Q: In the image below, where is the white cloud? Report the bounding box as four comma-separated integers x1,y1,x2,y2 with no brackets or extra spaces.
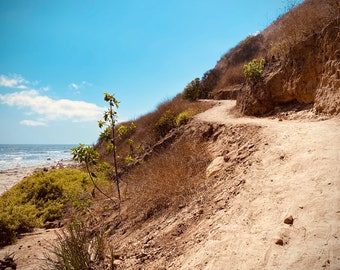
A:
0,90,105,123
69,83,79,90
69,81,93,90
20,120,47,127
41,86,50,92
250,31,260,36
0,74,28,89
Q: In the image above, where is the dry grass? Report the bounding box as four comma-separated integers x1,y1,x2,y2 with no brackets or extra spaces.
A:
214,62,245,90
208,34,265,92
122,137,210,221
97,94,212,166
265,0,338,57
131,94,211,141
92,96,212,223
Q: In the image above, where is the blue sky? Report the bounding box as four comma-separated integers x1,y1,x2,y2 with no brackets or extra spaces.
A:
0,0,294,144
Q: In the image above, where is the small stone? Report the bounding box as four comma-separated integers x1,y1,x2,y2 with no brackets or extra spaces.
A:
275,238,284,246
284,215,294,225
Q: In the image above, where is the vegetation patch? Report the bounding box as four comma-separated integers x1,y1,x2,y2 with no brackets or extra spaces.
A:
0,168,109,247
43,220,116,270
154,109,177,138
182,78,203,101
243,58,265,83
125,137,210,221
268,40,290,58
176,109,196,126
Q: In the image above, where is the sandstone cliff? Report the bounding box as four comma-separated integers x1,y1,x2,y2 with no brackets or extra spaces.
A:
237,17,340,115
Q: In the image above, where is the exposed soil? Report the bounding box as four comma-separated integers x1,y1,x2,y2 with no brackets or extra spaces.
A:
1,100,339,269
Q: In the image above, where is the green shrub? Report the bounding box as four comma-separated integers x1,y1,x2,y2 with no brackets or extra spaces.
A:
182,78,202,101
243,58,265,83
0,168,102,247
0,219,16,246
154,109,176,137
117,122,136,139
176,109,196,126
97,161,111,172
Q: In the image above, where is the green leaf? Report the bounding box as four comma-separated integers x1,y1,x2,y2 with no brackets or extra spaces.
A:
71,144,99,165
117,125,128,137
106,143,116,153
98,120,105,129
125,155,134,163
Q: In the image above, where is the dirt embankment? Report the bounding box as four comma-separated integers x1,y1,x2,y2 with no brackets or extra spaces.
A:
1,100,339,269
237,17,340,116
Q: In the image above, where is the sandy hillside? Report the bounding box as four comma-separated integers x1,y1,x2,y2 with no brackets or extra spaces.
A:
1,100,339,270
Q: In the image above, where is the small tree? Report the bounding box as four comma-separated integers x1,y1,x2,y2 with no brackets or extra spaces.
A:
98,93,122,201
182,78,202,101
74,93,135,204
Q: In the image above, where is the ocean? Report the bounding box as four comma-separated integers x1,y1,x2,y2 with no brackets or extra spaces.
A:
0,144,76,171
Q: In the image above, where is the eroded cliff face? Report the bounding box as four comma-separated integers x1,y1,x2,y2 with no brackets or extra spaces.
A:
237,17,340,116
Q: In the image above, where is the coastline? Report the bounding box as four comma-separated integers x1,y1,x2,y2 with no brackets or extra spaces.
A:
0,160,77,195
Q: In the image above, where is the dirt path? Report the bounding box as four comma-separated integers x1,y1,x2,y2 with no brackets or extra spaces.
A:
174,100,340,269
0,228,60,270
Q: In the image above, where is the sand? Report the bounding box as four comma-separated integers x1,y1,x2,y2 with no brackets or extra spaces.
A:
0,160,77,195
175,100,340,269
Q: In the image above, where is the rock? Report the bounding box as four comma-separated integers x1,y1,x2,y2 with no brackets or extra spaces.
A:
284,215,294,225
206,156,225,178
275,238,284,246
178,204,185,209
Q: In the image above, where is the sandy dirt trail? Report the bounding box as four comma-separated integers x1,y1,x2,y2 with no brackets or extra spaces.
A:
1,100,339,270
176,100,340,269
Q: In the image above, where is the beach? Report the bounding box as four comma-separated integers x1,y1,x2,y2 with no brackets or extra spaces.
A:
0,144,77,195
0,160,77,195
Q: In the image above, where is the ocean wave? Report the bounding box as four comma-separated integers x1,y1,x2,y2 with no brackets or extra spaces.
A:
0,144,75,171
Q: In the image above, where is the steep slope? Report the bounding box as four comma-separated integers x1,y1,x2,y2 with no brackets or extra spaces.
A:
109,100,340,269
1,101,339,269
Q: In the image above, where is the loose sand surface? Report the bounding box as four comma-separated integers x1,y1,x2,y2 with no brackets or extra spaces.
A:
174,101,340,269
0,160,76,195
0,167,36,195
